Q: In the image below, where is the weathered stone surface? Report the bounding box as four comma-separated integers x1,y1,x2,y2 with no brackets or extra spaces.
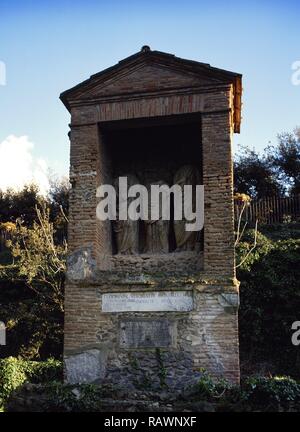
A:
119,319,177,348
66,247,96,282
111,251,203,274
102,291,193,312
218,293,240,312
64,349,106,384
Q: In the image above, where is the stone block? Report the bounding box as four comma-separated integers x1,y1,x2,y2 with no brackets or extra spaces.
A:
119,319,177,348
64,349,107,384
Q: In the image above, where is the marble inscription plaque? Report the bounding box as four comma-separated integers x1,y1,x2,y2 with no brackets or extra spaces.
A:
120,319,176,348
102,291,193,312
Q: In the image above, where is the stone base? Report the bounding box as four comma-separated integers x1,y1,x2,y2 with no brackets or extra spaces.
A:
5,383,217,412
64,276,240,389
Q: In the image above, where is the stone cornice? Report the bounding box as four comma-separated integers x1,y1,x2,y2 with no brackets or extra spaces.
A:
67,83,232,108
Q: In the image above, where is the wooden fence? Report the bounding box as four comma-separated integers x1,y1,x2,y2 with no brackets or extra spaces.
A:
234,195,300,225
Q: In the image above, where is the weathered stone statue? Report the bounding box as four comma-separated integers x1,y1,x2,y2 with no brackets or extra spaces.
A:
113,174,139,254
144,181,169,254
173,165,200,251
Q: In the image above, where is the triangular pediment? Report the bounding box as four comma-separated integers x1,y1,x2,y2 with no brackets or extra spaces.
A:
61,49,241,103
78,62,221,100
60,48,242,132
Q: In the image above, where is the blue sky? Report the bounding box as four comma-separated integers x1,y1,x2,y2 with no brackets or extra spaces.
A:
0,0,299,189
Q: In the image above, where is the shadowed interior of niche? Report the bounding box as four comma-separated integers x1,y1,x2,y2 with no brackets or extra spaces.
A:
100,116,203,255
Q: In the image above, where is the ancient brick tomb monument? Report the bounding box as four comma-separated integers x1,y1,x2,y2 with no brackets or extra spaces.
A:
60,46,242,390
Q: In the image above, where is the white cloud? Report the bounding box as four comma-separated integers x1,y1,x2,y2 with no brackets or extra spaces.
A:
0,135,50,195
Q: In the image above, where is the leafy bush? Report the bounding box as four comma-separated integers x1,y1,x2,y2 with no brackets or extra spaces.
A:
5,381,115,412
0,279,63,360
0,357,27,407
44,382,104,412
236,229,274,270
188,371,234,400
0,357,62,407
259,222,300,241
243,376,300,410
0,205,65,360
187,373,300,411
237,231,300,377
8,206,66,312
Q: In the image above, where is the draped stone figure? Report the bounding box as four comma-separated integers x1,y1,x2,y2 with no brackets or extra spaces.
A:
144,181,170,254
113,174,139,254
173,165,201,251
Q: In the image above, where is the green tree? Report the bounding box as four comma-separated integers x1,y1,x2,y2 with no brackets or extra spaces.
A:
266,128,300,194
7,206,67,312
0,184,45,225
234,145,283,198
48,176,70,243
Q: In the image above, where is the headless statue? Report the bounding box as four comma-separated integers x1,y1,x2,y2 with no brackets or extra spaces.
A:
144,180,170,254
113,174,139,254
173,165,201,251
